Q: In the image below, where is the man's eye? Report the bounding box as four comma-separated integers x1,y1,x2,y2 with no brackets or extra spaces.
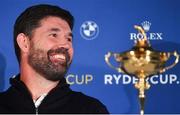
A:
67,38,72,42
50,33,57,38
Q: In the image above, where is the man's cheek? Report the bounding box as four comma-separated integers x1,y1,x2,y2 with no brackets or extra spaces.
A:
70,48,74,58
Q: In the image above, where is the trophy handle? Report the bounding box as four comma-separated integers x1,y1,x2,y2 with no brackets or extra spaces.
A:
105,52,125,73
160,51,179,73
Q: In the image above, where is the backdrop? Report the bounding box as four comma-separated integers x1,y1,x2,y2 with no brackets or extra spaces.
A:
0,0,180,114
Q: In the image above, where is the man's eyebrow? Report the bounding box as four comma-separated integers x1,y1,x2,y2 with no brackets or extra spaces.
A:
48,28,73,36
47,28,73,38
48,28,61,32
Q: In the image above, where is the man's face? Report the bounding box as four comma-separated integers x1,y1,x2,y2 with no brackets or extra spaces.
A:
28,16,73,81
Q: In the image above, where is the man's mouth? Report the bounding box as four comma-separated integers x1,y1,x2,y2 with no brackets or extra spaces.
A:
47,47,70,65
49,53,66,63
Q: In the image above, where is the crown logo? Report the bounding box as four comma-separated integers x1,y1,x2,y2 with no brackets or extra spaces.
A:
141,21,151,32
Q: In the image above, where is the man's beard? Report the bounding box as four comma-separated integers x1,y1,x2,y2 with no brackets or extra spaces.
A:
28,44,71,81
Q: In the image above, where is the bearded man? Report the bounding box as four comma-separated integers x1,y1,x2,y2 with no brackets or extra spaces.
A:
0,4,109,114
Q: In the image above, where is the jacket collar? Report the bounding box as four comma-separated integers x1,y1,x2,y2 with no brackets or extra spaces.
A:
10,74,72,104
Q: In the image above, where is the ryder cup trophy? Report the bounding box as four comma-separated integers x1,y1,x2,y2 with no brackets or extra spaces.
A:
105,25,179,115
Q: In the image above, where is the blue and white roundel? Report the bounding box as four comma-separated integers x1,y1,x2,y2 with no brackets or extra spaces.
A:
80,21,99,40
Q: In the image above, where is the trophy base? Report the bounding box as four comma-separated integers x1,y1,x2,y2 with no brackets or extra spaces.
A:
140,110,144,115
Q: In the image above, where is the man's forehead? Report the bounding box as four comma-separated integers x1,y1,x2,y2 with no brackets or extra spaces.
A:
37,17,71,32
40,16,70,27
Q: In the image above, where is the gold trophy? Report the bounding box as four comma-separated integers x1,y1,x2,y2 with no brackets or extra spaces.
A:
105,25,179,115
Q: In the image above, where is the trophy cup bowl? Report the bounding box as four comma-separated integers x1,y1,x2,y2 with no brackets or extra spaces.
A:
105,25,179,115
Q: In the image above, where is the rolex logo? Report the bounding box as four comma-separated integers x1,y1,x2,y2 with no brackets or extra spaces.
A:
130,20,163,40
141,21,151,32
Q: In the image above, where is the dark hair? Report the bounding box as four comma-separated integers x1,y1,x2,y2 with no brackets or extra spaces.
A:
14,4,74,63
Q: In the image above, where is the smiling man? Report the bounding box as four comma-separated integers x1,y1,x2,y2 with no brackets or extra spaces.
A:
0,4,109,114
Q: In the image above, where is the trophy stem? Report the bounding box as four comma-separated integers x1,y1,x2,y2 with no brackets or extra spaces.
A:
140,97,145,115
135,71,150,115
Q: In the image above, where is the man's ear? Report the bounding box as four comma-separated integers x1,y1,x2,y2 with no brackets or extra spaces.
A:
16,33,30,53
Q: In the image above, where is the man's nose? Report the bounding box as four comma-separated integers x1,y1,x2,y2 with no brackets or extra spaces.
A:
58,43,70,50
57,39,71,49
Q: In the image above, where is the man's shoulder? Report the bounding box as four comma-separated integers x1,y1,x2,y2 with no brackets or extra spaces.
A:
0,87,13,100
0,87,14,112
69,91,109,114
70,91,102,104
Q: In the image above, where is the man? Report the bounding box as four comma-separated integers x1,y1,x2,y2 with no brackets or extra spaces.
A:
0,4,109,114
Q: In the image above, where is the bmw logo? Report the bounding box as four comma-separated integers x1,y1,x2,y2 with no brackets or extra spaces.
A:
80,21,99,40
